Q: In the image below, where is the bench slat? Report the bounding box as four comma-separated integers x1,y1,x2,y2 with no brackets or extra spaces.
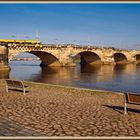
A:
12,81,23,88
6,80,13,85
127,93,140,104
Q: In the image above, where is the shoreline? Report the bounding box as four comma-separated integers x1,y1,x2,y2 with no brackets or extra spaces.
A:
0,78,124,95
24,80,123,95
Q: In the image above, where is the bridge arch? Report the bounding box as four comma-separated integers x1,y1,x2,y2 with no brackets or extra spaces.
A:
113,53,127,64
75,51,102,65
134,54,140,63
9,51,61,67
30,51,61,66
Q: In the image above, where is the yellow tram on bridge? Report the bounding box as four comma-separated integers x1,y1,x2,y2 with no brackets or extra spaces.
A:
0,39,43,48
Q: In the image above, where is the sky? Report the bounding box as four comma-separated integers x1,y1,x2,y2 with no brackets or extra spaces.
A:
0,3,140,49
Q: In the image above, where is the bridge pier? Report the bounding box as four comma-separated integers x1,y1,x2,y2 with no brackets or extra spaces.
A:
58,46,76,67
40,61,62,67
101,54,116,65
0,45,10,70
59,55,76,67
127,55,137,63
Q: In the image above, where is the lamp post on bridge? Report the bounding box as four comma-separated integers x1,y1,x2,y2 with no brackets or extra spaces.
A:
87,36,91,47
54,38,58,44
73,40,77,45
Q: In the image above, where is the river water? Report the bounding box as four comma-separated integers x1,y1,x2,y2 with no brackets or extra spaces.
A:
1,60,140,93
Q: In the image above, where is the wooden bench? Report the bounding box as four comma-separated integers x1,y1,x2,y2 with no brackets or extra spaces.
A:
5,79,28,95
124,92,140,114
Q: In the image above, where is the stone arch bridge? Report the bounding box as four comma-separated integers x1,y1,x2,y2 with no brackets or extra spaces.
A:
4,44,140,66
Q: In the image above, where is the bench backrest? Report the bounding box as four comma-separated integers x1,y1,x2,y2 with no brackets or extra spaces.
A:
5,79,24,88
125,93,140,105
5,80,13,86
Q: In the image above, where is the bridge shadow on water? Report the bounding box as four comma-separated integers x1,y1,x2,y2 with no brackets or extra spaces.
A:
80,64,102,73
103,104,140,114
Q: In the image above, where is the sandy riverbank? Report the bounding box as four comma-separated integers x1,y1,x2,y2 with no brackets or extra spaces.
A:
0,80,140,137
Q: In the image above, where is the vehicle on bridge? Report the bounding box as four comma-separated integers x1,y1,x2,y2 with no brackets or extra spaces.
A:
0,39,43,48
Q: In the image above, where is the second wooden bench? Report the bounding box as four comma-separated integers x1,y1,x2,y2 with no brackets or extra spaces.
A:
124,92,140,114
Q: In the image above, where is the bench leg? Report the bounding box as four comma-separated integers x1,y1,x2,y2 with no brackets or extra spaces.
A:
23,88,26,95
6,86,8,93
124,102,127,115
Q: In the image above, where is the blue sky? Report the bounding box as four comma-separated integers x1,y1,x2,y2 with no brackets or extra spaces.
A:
0,3,140,49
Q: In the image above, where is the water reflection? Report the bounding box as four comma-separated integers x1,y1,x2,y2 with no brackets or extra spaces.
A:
81,64,101,73
35,67,77,85
114,64,137,75
1,61,140,93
